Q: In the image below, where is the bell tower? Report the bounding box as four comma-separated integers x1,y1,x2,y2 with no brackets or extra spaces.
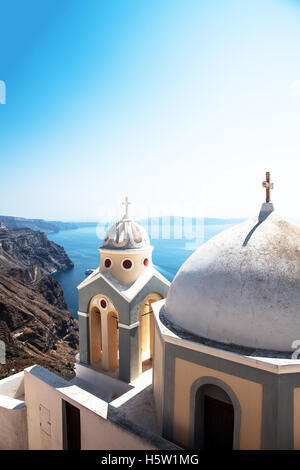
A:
76,198,170,383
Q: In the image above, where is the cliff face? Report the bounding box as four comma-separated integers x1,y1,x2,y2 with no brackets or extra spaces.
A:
0,226,78,380
0,227,73,274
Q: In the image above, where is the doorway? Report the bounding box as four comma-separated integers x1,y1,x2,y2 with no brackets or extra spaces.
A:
203,395,234,449
193,383,235,450
63,400,81,450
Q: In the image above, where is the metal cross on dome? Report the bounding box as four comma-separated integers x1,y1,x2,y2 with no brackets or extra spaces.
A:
122,196,132,217
262,171,274,203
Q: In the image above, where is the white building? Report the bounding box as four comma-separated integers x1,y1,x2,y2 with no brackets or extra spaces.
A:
1,180,300,450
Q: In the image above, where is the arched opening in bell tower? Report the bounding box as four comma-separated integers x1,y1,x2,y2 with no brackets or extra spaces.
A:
107,310,119,371
139,293,162,373
88,295,119,374
89,307,102,365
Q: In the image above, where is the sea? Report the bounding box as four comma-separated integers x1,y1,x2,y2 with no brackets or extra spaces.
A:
48,219,242,318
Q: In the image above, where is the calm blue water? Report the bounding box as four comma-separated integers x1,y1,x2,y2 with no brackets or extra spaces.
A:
48,222,238,317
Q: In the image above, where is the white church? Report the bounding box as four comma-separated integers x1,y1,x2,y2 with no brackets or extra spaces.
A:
1,173,300,450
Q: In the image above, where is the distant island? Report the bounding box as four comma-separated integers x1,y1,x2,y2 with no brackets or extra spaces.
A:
0,215,97,234
138,216,246,226
0,215,246,235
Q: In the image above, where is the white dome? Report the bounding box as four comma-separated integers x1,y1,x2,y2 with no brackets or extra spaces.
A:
165,209,300,352
102,215,150,250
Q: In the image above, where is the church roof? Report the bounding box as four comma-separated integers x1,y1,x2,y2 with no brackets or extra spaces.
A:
77,265,170,303
164,204,300,352
101,197,150,250
101,215,150,250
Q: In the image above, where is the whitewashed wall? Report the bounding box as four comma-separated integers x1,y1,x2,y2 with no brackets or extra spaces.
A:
24,365,157,450
0,372,28,449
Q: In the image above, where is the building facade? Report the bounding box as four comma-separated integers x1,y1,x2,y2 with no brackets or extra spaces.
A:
0,186,300,450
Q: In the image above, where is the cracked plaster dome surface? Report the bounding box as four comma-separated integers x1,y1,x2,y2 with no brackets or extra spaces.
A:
164,210,300,352
102,215,150,250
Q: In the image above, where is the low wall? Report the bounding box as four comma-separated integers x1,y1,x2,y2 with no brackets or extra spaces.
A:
24,364,159,450
0,371,24,398
75,362,132,400
0,394,28,449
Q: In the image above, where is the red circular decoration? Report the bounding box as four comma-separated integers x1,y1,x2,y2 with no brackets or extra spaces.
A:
104,258,112,268
122,259,132,270
100,299,107,309
143,258,149,266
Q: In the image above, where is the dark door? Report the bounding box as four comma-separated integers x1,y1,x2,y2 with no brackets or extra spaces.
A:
64,401,81,450
204,396,234,450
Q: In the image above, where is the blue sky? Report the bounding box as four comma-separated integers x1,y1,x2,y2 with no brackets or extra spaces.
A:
1,0,300,221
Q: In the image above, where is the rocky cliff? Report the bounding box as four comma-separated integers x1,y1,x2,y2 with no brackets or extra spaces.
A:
0,226,78,380
0,227,73,274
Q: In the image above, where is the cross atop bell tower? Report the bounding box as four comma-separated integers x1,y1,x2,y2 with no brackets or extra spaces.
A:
122,196,131,218
262,172,274,203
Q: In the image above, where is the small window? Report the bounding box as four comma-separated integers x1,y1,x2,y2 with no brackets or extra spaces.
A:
100,298,107,309
121,258,134,271
104,257,112,268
